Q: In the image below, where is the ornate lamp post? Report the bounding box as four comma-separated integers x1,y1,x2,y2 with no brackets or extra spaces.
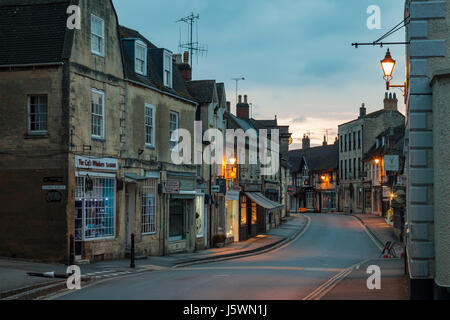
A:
380,49,406,92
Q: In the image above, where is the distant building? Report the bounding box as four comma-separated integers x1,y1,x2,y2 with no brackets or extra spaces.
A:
288,136,339,213
337,94,405,214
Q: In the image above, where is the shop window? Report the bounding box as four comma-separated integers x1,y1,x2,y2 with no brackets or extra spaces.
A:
141,179,156,234
28,95,48,134
251,202,257,224
75,175,115,240
240,195,248,226
195,195,204,238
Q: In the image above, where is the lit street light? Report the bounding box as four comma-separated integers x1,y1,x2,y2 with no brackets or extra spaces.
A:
380,49,405,92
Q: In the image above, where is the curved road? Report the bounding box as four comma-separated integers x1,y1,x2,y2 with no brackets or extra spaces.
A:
54,214,381,300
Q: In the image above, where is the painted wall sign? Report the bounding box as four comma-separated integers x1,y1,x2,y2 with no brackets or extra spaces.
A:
163,181,180,194
75,155,118,171
46,191,62,202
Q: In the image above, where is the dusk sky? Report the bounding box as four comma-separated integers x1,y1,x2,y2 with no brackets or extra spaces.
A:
112,0,406,148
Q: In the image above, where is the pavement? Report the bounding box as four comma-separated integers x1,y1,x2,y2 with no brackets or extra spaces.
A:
0,214,308,300
321,213,409,300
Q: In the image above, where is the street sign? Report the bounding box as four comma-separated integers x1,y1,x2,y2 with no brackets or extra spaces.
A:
384,155,399,172
162,181,180,194
211,186,220,193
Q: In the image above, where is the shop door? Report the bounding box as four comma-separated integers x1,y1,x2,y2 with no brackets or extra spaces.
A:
169,199,185,241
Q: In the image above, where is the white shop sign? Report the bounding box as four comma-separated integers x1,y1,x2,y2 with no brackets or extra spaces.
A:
384,155,399,172
75,156,118,171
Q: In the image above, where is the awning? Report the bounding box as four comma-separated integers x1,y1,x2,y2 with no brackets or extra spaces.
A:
245,192,284,212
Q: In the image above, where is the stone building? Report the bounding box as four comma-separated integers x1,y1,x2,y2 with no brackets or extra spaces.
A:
403,0,450,299
338,95,405,214
0,0,201,262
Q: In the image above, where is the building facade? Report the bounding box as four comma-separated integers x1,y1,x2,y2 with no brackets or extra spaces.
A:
338,96,405,214
404,0,450,299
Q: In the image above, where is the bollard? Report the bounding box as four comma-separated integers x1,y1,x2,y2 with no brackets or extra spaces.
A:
69,234,75,266
130,233,135,268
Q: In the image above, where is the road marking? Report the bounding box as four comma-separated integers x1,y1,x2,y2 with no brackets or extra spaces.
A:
302,259,369,300
177,266,346,273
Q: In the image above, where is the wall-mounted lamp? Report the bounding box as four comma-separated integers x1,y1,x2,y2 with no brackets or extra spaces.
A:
381,49,406,93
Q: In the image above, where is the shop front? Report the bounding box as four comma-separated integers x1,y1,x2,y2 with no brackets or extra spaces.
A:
244,192,284,234
225,189,240,242
166,171,197,254
74,155,119,261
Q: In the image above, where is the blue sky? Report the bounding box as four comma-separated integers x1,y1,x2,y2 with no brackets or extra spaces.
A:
112,0,406,148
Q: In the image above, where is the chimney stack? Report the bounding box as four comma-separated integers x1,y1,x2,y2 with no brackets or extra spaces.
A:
383,92,398,111
323,135,327,146
236,94,250,119
177,51,192,82
359,103,366,118
302,134,310,150
226,101,231,112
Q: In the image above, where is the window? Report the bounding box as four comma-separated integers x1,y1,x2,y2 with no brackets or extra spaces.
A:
340,160,343,180
145,104,155,146
345,159,347,179
91,89,105,139
169,111,179,150
75,174,115,240
353,159,356,177
340,135,343,152
91,15,104,56
348,133,352,150
163,51,172,88
344,135,347,152
28,95,48,134
349,158,352,174
142,179,157,234
358,131,361,149
135,41,147,75
353,132,356,150
358,157,361,178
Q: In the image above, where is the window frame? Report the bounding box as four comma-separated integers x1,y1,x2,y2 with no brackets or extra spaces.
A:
91,89,105,139
135,40,147,76
144,103,155,147
28,94,48,135
163,50,173,88
141,179,157,235
169,111,179,151
90,14,105,57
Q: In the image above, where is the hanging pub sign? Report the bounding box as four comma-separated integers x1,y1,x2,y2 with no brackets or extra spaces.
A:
384,155,400,172
75,155,118,171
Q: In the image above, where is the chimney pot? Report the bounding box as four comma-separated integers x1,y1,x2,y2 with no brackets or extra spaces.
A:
244,95,248,104
183,51,189,64
226,101,231,112
238,95,242,103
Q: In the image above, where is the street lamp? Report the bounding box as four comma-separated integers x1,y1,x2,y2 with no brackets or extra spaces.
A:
374,158,380,165
380,49,405,92
232,77,245,106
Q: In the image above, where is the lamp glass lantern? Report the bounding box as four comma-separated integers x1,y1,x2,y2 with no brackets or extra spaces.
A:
380,49,396,81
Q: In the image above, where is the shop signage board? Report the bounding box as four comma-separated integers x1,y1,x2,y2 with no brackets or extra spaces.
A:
46,191,62,202
243,184,262,192
75,155,119,171
226,190,240,201
42,185,66,190
384,155,399,172
163,181,180,194
211,186,221,193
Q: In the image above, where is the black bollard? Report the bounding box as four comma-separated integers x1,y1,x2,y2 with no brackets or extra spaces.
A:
130,233,135,268
69,234,75,266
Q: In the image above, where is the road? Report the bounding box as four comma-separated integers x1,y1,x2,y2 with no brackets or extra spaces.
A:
54,214,382,300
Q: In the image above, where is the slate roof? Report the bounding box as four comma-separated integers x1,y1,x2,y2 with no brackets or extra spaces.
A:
0,0,70,65
338,108,405,127
119,26,194,102
288,142,339,173
185,80,216,104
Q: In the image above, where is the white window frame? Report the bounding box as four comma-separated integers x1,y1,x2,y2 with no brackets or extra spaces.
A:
75,171,116,241
169,111,179,151
91,89,105,139
142,179,157,235
135,40,147,75
91,14,105,57
28,95,48,134
145,103,155,147
163,50,173,88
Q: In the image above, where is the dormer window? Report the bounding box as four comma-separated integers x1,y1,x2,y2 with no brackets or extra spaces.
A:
135,41,147,75
163,50,172,88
